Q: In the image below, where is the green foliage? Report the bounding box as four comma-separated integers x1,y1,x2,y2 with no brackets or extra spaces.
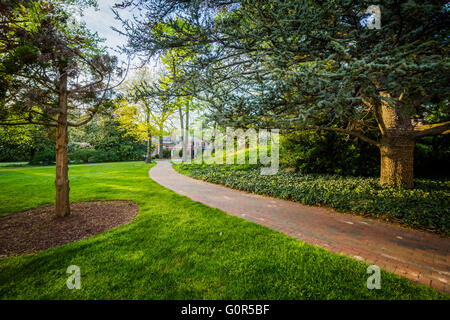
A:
69,118,146,163
117,0,450,187
414,103,450,177
0,118,146,164
0,126,55,164
68,148,96,163
415,134,450,178
118,0,450,132
280,131,379,176
280,130,450,178
0,126,33,162
0,162,446,299
0,0,117,127
175,164,450,235
29,145,55,165
162,148,171,159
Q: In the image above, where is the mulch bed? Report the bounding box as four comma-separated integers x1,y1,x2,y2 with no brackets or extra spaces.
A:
0,201,138,257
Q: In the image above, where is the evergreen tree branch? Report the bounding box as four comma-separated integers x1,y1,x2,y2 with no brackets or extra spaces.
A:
413,121,450,137
316,127,380,147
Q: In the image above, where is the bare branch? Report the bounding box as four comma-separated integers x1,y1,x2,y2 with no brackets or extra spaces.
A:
0,121,57,127
413,121,450,137
316,127,380,147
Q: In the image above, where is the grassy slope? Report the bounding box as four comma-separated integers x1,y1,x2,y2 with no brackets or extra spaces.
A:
0,162,447,299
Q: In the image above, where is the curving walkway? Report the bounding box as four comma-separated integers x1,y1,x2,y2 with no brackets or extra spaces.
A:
149,161,450,293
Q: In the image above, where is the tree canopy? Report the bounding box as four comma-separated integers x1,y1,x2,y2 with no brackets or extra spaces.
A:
0,0,120,128
116,0,450,188
0,0,122,216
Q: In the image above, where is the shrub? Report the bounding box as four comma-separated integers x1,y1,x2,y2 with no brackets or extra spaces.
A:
280,130,379,176
163,148,171,159
280,130,450,178
175,164,450,235
29,150,55,165
89,150,110,162
69,148,96,163
29,142,55,165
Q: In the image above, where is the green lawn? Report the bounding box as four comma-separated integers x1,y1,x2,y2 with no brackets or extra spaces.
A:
0,162,447,299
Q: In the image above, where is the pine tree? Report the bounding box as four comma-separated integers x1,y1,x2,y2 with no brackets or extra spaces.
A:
0,0,120,216
116,0,450,188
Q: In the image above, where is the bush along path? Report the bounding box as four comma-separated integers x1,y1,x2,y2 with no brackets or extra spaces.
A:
152,162,450,293
175,164,450,235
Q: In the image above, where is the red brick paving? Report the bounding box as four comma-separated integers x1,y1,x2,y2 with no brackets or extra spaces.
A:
149,161,450,293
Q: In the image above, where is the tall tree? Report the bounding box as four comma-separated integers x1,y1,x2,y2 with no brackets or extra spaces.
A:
0,0,120,216
123,67,176,159
114,98,157,163
116,0,449,188
114,12,200,161
161,49,193,161
115,67,160,163
152,98,176,159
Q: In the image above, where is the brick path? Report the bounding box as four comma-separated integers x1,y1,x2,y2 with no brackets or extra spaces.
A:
149,161,450,293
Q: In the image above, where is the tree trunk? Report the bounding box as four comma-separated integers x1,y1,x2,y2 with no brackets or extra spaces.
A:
159,135,163,159
145,134,152,163
145,110,152,163
178,107,185,159
211,122,216,154
377,92,416,189
379,136,415,189
55,68,70,217
29,147,35,164
182,105,189,162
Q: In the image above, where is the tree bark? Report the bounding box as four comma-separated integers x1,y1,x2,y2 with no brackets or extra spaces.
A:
211,121,217,154
55,68,70,217
29,147,35,164
159,134,163,159
182,105,189,162
145,133,152,163
379,136,415,189
178,106,184,159
145,110,152,163
377,92,416,189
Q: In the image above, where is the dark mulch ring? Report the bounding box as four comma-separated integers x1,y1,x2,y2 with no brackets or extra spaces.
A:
0,201,138,257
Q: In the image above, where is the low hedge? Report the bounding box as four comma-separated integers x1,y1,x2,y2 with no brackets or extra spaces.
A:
174,164,450,235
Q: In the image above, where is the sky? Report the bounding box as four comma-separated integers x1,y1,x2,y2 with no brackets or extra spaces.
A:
81,0,131,63
80,0,162,80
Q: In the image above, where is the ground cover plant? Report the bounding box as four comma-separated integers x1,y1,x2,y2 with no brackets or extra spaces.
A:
0,162,447,299
174,164,450,235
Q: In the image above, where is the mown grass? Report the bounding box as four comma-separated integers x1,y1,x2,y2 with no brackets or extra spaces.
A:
0,162,447,299
174,164,450,235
